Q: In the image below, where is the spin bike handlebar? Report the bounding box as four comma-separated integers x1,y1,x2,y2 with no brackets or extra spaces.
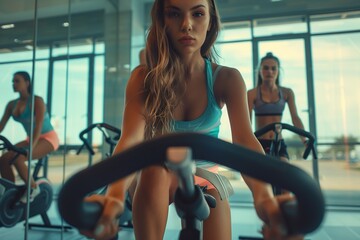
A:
77,123,121,155
0,135,28,156
58,132,325,235
254,122,316,159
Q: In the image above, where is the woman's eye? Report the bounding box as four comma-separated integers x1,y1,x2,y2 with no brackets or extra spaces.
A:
193,12,204,17
165,11,179,18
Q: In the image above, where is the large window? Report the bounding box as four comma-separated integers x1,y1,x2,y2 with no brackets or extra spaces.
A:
313,33,360,142
312,32,360,203
310,11,360,34
216,42,253,142
213,10,360,206
253,15,308,37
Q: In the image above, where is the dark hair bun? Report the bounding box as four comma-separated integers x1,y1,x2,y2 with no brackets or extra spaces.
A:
266,52,273,57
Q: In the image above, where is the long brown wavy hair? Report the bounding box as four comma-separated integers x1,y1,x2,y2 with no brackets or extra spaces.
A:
143,0,221,140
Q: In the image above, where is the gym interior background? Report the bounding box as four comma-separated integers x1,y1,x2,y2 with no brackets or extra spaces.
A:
0,0,359,239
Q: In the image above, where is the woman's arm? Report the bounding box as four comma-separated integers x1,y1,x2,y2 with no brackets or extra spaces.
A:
247,88,256,123
286,88,306,142
0,101,12,133
104,66,147,202
33,96,46,147
216,67,273,202
80,66,147,239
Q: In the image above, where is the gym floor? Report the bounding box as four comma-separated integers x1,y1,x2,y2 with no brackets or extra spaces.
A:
1,193,360,240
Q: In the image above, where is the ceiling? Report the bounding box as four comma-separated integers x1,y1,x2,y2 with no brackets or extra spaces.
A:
1,0,360,24
0,0,106,23
0,0,359,50
216,0,360,20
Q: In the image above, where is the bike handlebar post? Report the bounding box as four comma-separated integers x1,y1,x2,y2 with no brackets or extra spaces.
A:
166,147,196,200
166,147,211,240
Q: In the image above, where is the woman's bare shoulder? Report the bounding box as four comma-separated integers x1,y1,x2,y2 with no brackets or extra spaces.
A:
125,65,148,100
127,65,147,87
5,100,16,111
215,65,244,84
280,86,295,99
213,65,249,102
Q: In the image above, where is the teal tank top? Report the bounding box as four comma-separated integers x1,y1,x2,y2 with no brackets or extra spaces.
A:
12,98,54,136
173,58,222,168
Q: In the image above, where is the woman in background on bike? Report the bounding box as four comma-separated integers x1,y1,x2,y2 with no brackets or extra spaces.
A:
0,71,59,203
247,52,307,163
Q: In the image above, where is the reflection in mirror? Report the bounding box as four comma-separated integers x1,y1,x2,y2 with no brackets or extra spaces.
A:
0,1,38,239
0,0,122,238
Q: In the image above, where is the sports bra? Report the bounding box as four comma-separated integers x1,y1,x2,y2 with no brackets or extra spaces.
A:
253,87,286,116
173,58,222,168
12,98,54,136
173,58,222,137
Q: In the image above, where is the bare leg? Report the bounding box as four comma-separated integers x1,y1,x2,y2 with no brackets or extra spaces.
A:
12,139,54,188
0,140,30,182
0,151,17,182
203,188,231,240
132,166,178,240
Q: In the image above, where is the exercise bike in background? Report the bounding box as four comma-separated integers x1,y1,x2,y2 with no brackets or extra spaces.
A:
77,122,121,166
58,132,325,240
0,135,62,230
254,122,319,195
76,122,132,228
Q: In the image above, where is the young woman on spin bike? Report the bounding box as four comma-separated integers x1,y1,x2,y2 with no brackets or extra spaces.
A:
80,1,303,240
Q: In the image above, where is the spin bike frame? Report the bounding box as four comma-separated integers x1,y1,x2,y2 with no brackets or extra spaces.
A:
254,122,319,183
0,135,60,230
77,122,121,166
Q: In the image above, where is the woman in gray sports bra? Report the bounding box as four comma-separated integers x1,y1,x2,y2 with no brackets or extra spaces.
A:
247,52,307,162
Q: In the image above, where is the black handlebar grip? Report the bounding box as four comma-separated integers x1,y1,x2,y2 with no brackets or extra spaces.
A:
76,144,85,155
84,141,95,155
280,200,299,235
76,202,103,229
302,140,313,159
0,135,28,156
254,123,276,138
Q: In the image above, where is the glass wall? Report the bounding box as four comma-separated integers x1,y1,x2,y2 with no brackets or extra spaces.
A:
215,11,360,206
0,0,137,238
312,31,360,205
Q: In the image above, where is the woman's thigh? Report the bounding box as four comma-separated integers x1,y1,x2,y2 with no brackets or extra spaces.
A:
203,188,231,240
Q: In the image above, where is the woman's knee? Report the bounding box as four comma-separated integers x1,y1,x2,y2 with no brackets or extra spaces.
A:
12,155,27,168
206,188,231,218
138,166,171,189
135,166,176,201
0,151,16,165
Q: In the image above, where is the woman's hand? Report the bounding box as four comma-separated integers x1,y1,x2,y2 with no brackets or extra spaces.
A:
79,194,124,240
254,194,304,240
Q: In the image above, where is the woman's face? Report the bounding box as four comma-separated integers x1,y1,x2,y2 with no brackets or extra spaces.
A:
12,74,29,93
260,59,279,84
163,0,211,56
